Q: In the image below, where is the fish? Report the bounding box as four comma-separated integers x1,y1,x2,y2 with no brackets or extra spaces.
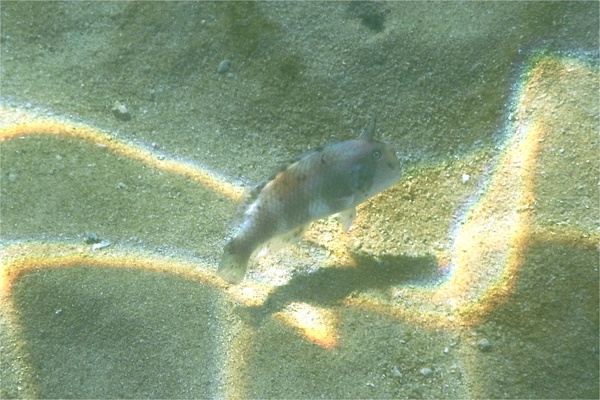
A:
218,118,401,284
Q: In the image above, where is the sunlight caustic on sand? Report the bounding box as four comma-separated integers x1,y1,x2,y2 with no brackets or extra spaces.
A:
0,55,597,354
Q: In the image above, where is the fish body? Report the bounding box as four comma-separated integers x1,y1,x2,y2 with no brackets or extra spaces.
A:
218,119,401,284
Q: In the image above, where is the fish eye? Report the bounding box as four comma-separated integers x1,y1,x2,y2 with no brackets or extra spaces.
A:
372,150,382,159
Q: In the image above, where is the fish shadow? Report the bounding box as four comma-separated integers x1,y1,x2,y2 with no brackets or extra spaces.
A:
236,251,441,325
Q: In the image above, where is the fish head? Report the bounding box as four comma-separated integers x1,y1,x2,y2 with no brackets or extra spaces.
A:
331,136,400,207
348,118,402,198
354,138,401,199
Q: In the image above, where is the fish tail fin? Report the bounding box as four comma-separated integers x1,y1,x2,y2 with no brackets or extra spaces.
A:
218,240,251,284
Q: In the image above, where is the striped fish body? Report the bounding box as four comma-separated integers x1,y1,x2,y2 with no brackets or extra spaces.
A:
218,119,400,284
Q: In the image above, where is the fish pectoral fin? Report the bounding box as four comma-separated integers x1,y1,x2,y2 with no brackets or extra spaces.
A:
336,208,356,232
255,224,310,260
327,194,356,214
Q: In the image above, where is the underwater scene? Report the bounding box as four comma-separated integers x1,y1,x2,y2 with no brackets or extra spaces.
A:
1,1,598,398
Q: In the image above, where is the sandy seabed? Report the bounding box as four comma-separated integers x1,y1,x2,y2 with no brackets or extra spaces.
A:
1,2,598,399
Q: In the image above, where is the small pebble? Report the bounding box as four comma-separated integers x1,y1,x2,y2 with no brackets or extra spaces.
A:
8,173,17,182
92,239,111,250
462,173,470,183
218,59,232,74
477,338,492,352
112,101,131,121
420,367,433,377
391,366,402,377
117,182,127,189
84,232,101,244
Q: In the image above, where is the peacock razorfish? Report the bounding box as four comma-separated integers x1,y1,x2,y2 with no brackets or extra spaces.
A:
218,118,401,284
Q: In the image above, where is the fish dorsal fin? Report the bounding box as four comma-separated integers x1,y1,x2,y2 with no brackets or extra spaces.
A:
358,116,377,140
236,160,294,216
237,181,265,212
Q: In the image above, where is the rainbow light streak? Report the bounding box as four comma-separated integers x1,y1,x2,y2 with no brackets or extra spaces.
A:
343,54,598,329
0,53,597,352
440,54,598,324
0,107,243,202
273,303,339,349
0,242,225,298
